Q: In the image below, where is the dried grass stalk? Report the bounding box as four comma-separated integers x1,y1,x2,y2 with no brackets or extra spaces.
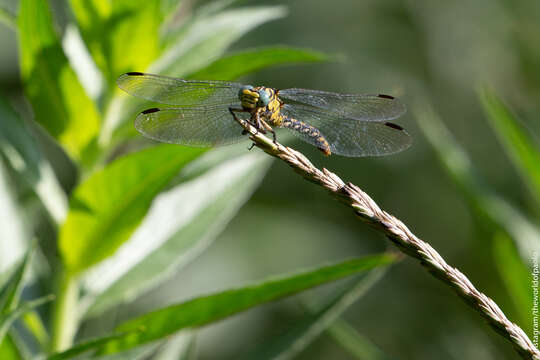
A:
234,116,540,360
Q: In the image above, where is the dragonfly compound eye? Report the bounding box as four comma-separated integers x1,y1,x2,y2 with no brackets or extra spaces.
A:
257,89,270,107
238,85,254,99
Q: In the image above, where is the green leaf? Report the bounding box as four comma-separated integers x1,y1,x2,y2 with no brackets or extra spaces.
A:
82,151,271,317
327,320,391,360
101,254,396,354
0,334,23,360
492,232,532,333
0,96,67,224
18,0,101,161
0,249,32,316
154,6,287,76
0,295,54,344
241,265,393,360
478,88,540,206
415,103,540,260
59,145,205,273
69,0,162,88
89,343,161,360
188,46,329,80
101,5,286,145
47,330,143,360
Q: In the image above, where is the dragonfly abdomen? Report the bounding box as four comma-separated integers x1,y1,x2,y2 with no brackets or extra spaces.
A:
282,117,331,156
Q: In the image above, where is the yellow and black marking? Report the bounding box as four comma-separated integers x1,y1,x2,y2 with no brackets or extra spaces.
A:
234,86,332,155
282,117,331,156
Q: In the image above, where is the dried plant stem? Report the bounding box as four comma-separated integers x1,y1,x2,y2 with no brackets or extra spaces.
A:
235,116,540,360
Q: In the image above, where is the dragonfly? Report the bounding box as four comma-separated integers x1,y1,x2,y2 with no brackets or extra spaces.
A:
117,72,411,157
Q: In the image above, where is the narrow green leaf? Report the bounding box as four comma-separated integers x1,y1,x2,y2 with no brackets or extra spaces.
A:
241,266,392,360
328,320,391,360
47,330,143,360
69,0,162,87
188,47,329,80
0,334,23,360
101,6,286,145
82,152,271,317
415,103,540,260
101,254,395,354
478,88,540,206
153,6,287,76
89,343,161,360
59,145,205,273
0,249,32,316
492,232,532,333
0,96,67,223
0,295,54,344
18,0,101,161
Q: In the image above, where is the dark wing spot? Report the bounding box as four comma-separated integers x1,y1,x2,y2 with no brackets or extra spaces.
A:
142,108,160,114
126,72,144,76
378,94,395,99
385,122,404,130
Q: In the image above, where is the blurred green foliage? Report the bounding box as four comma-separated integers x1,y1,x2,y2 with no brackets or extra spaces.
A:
0,0,539,359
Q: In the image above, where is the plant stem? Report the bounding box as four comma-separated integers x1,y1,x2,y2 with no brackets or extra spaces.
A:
51,270,79,352
233,116,540,360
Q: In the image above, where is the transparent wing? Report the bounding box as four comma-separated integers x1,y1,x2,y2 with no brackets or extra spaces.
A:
117,72,243,106
134,105,248,146
280,104,411,157
279,88,406,121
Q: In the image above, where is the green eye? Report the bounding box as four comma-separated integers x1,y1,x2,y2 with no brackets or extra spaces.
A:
257,90,270,107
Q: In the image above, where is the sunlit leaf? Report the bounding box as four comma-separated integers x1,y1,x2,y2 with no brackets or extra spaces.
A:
188,46,329,81
479,87,540,206
100,6,286,145
69,0,162,88
59,145,205,273
82,151,271,317
153,6,287,76
0,334,23,360
0,96,67,224
99,254,395,354
18,0,100,161
241,265,392,360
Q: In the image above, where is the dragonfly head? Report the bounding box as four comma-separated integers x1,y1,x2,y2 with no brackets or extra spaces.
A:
239,85,272,110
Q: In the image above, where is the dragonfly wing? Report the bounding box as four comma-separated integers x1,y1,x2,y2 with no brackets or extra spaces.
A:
280,104,411,157
135,105,248,146
279,88,406,121
117,72,242,106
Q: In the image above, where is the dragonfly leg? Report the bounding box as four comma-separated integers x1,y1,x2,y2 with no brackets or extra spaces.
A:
229,107,265,135
259,119,276,143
